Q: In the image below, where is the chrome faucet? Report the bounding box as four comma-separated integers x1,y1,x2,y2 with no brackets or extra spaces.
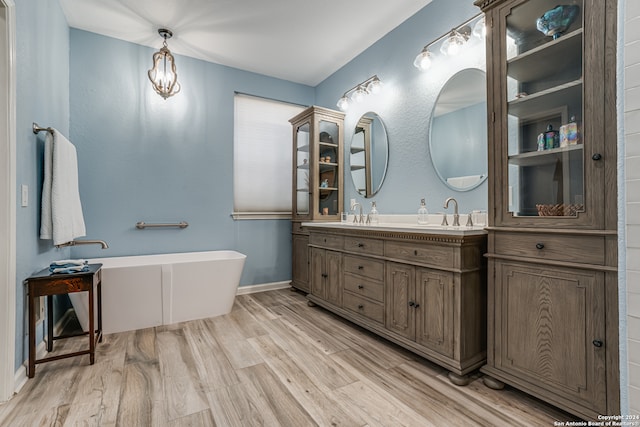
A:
351,202,364,224
443,197,460,227
56,239,109,249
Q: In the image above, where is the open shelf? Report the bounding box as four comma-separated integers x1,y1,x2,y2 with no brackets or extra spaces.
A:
508,79,582,118
508,144,583,167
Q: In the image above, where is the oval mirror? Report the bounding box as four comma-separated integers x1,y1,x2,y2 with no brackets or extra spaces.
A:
429,68,488,191
350,112,389,198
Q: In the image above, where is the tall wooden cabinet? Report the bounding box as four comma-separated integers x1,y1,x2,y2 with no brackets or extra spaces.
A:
290,106,345,292
475,0,618,419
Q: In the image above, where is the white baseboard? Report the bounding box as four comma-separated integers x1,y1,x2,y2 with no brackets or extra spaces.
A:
13,308,75,393
236,281,291,295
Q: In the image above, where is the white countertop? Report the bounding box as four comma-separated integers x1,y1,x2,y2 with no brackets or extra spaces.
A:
302,214,487,236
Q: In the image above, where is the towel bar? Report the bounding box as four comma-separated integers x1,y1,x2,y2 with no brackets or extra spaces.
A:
136,221,189,229
32,122,53,135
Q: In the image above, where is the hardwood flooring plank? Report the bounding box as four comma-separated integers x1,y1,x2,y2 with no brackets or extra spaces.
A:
182,319,241,392
234,363,318,427
116,361,164,426
125,327,158,364
248,333,363,426
233,294,281,323
165,408,217,427
157,327,210,421
266,317,359,391
333,380,436,427
203,315,264,370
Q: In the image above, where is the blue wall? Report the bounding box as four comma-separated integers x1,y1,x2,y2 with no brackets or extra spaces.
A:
14,0,71,372
315,0,487,216
67,30,314,286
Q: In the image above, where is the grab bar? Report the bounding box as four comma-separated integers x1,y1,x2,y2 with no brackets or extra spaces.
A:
32,122,54,135
136,221,189,229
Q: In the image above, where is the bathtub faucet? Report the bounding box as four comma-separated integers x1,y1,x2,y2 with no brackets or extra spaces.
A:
56,239,109,249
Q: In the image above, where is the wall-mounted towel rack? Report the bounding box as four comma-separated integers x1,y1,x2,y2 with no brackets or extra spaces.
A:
136,221,189,229
32,122,53,135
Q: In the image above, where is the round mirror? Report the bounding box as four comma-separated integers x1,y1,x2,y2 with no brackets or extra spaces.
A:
350,112,389,198
429,68,488,191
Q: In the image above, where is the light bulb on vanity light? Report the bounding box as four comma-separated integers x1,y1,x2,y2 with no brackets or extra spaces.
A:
473,17,487,39
440,28,470,56
336,96,350,111
351,85,367,103
413,47,433,71
366,76,383,94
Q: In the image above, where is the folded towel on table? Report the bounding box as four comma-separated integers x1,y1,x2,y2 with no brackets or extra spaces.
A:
40,129,86,246
50,259,88,267
49,264,89,274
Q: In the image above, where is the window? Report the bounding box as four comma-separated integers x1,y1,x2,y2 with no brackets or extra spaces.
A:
233,93,305,219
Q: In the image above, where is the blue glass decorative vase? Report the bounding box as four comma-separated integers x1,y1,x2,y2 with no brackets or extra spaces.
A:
536,5,579,40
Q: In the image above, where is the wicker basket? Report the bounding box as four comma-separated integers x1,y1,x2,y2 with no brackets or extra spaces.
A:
536,203,584,216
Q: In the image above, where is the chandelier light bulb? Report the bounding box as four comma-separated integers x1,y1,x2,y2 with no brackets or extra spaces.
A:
473,17,486,39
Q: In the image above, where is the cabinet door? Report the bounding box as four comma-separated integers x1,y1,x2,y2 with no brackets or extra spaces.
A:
489,0,608,228
494,261,606,412
325,250,343,306
310,247,326,300
292,234,309,292
415,268,454,358
385,262,415,340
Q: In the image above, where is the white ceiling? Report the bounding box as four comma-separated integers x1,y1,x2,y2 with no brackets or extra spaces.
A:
60,0,433,86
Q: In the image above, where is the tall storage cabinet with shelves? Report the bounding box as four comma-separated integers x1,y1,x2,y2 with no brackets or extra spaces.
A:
475,0,618,419
289,106,345,292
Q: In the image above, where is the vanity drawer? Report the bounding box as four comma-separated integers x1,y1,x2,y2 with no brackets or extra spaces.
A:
343,236,384,256
344,274,384,302
384,241,454,269
494,232,605,265
309,233,344,250
343,292,384,324
343,255,384,281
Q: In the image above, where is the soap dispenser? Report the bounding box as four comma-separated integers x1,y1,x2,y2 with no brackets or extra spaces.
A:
418,198,429,224
368,201,379,225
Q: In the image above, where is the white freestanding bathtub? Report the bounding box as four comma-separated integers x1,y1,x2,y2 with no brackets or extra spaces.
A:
68,251,246,334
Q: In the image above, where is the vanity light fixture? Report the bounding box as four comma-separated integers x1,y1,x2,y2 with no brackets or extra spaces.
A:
148,28,181,99
336,75,383,111
414,13,484,71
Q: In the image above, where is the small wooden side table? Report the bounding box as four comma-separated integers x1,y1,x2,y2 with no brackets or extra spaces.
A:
25,263,103,378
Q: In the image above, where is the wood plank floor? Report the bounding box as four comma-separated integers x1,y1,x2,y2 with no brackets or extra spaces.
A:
0,289,577,426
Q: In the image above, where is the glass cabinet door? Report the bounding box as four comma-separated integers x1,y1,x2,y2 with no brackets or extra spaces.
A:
504,0,584,218
317,120,340,216
295,122,310,216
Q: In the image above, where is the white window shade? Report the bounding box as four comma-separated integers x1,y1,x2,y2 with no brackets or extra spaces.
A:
233,94,304,219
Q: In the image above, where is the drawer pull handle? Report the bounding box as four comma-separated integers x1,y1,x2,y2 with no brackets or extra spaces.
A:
408,301,415,307
592,339,603,348
414,302,420,308
358,304,364,310
322,273,328,278
535,243,545,250
592,153,602,161
358,243,364,248
358,265,364,270
414,250,418,256
358,284,364,289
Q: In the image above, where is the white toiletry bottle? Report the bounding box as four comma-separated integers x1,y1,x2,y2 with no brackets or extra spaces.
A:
418,198,429,224
369,201,379,225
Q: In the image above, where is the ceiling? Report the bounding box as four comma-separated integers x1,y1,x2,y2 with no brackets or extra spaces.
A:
60,0,433,86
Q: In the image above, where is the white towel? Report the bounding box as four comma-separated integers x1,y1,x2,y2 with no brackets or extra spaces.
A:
40,129,86,245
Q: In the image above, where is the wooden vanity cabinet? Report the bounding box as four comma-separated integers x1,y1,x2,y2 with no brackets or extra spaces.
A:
475,0,619,419
306,226,487,383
